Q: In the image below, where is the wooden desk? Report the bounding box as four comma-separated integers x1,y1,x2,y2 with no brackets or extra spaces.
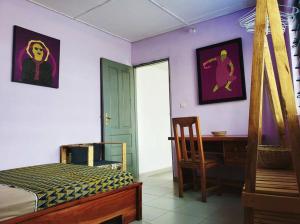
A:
202,135,247,142
168,135,247,141
169,135,248,187
168,135,248,167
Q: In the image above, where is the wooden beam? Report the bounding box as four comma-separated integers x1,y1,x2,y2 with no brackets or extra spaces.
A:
267,0,300,188
243,192,300,214
263,36,287,146
245,0,267,193
244,1,267,222
258,66,264,145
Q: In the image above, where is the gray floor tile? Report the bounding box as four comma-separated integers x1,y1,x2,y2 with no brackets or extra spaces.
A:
177,190,204,201
143,197,187,211
130,220,152,224
142,205,168,221
201,215,243,224
135,171,243,224
143,185,174,196
174,201,218,219
142,193,160,203
142,179,174,188
150,211,201,224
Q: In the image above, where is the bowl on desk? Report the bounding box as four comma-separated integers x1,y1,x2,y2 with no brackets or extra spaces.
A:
211,131,227,136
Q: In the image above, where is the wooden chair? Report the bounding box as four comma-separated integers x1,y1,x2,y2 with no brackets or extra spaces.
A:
172,116,221,202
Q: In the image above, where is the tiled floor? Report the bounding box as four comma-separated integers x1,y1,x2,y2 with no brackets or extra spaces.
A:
130,171,243,224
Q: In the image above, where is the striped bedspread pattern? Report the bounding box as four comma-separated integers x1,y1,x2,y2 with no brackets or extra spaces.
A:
0,163,134,210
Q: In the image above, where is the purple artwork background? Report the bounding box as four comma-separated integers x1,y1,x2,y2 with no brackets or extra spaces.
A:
12,26,60,88
197,39,245,103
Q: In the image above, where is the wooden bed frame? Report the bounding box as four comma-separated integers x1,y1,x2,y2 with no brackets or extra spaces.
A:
243,0,300,223
0,182,142,224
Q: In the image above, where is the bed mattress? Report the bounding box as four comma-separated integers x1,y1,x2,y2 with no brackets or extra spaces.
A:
0,184,36,221
0,163,134,220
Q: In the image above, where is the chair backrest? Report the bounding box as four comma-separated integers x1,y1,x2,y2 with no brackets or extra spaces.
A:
172,116,205,164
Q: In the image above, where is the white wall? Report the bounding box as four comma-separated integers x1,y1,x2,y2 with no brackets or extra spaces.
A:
0,0,131,170
136,62,172,174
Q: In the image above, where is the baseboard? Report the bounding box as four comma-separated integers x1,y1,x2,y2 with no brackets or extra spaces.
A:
139,167,172,178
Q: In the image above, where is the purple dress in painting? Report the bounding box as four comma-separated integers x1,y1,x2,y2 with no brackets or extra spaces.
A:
215,56,236,87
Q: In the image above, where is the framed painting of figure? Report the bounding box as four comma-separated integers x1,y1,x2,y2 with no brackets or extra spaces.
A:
196,38,246,104
12,26,60,88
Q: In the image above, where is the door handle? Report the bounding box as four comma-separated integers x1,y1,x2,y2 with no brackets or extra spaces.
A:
105,113,112,120
105,113,112,126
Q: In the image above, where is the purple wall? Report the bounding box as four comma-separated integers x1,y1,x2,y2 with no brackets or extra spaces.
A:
132,6,295,178
1,1,294,171
0,0,131,170
132,6,294,145
132,9,253,135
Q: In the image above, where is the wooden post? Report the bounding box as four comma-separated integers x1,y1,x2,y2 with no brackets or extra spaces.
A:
258,67,264,146
60,146,67,164
267,0,300,188
263,36,287,146
245,0,267,193
244,0,267,223
88,145,94,167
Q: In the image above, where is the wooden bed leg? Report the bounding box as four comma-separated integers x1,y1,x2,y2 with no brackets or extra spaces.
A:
136,183,142,220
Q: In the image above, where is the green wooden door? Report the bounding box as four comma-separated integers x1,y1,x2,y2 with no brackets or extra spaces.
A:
101,58,138,177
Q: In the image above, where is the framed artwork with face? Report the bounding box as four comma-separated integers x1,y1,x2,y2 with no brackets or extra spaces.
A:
196,38,246,104
12,25,60,88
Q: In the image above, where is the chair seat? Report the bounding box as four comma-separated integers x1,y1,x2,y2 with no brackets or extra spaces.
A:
179,158,219,168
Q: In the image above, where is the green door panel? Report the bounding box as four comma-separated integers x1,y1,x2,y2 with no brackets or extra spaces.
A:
101,58,138,177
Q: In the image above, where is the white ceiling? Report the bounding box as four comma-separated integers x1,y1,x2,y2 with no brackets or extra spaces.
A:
28,0,255,42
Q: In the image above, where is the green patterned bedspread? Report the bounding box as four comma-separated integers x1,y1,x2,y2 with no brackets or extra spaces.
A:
0,163,133,210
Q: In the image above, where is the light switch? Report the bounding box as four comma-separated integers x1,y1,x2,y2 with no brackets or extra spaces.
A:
180,103,186,108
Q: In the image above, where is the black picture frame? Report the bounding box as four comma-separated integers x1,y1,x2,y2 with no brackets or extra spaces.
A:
12,25,60,88
196,38,246,105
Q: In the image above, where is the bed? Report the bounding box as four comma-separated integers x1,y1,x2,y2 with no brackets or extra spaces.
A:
0,163,142,224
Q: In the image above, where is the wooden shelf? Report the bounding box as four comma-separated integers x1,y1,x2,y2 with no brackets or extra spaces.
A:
243,169,300,221
253,210,300,224
256,169,299,197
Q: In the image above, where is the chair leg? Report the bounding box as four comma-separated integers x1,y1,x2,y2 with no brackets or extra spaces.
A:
178,167,184,197
192,169,197,190
217,166,222,196
200,168,207,202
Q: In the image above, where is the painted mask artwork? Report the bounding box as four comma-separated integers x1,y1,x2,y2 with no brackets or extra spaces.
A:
12,26,60,88
197,38,246,104
202,49,236,93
